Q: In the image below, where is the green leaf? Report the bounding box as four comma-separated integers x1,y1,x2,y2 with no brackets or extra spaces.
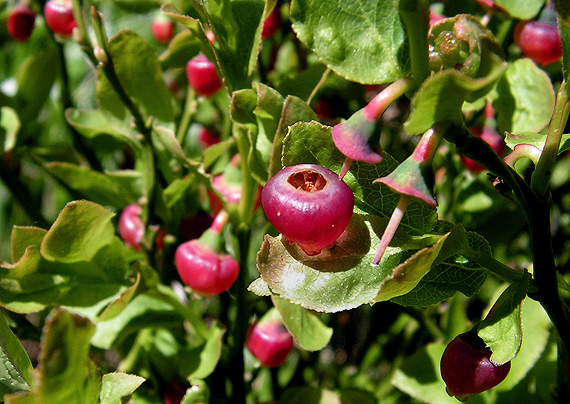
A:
163,177,197,209
492,58,556,134
0,312,33,396
248,84,285,184
112,0,161,12
495,0,545,19
391,226,490,307
290,0,408,84
159,30,202,68
268,95,317,178
40,200,116,263
404,66,506,135
181,379,210,404
153,125,201,172
282,121,438,235
179,322,225,380
65,108,140,148
0,107,19,152
91,293,185,349
272,295,333,351
257,215,379,312
10,226,47,263
375,225,470,302
477,272,530,364
494,297,552,392
44,163,142,208
100,372,145,404
279,387,375,404
97,274,141,322
15,46,59,125
247,277,272,296
96,30,175,127
505,131,570,155
161,4,207,41
230,83,288,184
34,310,100,404
199,0,266,90
392,342,486,404
230,89,258,126
276,63,328,101
337,389,378,404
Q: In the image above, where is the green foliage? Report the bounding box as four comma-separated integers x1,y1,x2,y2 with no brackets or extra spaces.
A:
0,0,568,403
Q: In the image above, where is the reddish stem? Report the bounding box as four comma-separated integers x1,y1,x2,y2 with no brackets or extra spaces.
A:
372,195,410,266
362,77,414,120
210,210,229,235
339,157,354,180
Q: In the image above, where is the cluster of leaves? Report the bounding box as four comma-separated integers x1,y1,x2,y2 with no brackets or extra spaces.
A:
0,0,568,403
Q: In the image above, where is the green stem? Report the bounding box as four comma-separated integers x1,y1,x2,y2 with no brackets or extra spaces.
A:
91,6,150,137
228,223,251,404
176,87,197,144
70,0,92,52
234,127,257,224
398,0,430,87
306,67,331,105
531,79,570,197
528,196,570,351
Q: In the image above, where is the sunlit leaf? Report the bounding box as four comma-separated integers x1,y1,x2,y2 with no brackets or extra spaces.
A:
41,200,116,263
100,372,145,404
492,58,555,134
495,0,545,19
477,272,530,364
290,0,408,84
405,67,506,136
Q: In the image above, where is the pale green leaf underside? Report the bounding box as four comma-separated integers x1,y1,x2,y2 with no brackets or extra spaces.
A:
256,215,481,312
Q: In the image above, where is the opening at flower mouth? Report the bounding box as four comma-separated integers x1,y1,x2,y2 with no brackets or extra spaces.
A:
288,171,327,192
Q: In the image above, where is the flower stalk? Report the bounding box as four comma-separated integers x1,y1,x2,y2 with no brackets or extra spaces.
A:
372,126,443,265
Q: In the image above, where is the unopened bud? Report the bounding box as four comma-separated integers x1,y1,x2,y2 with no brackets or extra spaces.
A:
94,46,108,65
